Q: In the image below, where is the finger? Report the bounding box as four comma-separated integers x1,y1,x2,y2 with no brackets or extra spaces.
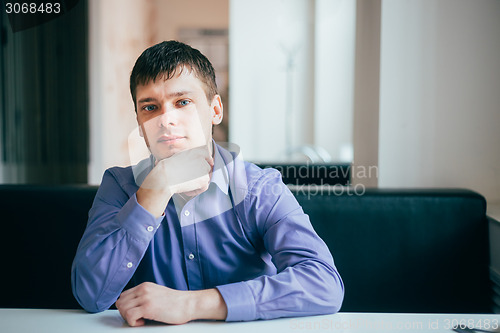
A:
132,318,146,327
116,296,142,322
180,157,212,182
119,285,138,298
179,175,211,196
122,306,146,327
205,155,214,168
117,294,141,312
191,144,211,158
203,158,214,173
117,291,137,307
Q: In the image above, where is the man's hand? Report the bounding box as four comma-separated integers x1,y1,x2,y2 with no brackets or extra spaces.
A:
115,282,227,327
137,145,214,217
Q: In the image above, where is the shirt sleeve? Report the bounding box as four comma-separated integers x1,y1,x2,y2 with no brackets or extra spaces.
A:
71,169,164,313
216,169,344,321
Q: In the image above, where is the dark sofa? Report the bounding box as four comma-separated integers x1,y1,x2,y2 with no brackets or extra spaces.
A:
0,185,493,313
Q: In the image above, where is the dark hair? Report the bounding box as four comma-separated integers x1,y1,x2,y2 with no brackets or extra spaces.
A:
129,40,218,109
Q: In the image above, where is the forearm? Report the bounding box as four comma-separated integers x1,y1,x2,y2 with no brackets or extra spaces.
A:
247,261,343,319
72,233,136,312
72,194,163,312
216,261,343,322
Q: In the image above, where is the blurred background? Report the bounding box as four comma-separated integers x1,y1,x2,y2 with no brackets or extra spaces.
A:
0,0,499,207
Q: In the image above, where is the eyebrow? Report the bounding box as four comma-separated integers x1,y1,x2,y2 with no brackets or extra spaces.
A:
168,90,193,98
137,91,193,104
137,97,158,104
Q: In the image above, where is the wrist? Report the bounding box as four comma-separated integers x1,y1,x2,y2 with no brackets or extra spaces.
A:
189,289,227,321
136,187,172,218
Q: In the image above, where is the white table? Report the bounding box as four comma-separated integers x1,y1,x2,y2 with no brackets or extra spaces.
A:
1,309,500,333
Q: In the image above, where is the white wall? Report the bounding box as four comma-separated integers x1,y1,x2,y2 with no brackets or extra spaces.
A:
352,0,381,187
230,0,356,163
315,0,356,162
229,0,314,162
88,0,156,185
379,0,500,203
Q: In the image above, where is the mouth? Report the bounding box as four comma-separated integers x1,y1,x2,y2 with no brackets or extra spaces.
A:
157,135,186,144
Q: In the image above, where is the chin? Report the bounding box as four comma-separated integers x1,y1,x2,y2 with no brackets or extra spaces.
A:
152,147,181,161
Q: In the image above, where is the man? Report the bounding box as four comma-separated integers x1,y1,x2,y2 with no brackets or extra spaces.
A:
71,40,344,326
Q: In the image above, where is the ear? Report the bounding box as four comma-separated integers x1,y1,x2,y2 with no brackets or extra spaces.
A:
210,95,223,125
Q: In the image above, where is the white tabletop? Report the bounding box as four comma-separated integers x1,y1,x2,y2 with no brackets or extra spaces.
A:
1,309,500,333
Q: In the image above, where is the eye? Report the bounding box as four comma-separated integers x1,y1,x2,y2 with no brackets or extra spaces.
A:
177,99,191,107
142,105,157,112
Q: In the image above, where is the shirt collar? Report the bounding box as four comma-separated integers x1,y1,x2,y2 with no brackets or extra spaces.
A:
210,142,229,195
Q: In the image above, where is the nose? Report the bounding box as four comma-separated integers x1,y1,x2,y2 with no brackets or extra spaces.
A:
157,108,176,128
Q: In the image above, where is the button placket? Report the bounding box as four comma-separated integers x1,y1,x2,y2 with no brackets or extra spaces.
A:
179,201,203,290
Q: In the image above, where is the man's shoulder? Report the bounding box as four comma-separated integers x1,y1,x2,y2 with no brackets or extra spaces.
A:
104,157,153,187
101,165,137,191
245,163,286,197
214,144,283,204
234,158,284,197
104,165,133,180
242,160,281,182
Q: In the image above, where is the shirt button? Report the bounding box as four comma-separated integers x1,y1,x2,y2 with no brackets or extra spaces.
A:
184,210,190,216
147,226,154,232
126,262,133,268
188,253,195,260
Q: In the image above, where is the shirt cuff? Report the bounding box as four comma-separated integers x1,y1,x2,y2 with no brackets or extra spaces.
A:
216,281,256,322
115,193,164,243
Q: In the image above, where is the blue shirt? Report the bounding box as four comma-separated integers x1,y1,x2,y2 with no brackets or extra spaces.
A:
71,143,344,321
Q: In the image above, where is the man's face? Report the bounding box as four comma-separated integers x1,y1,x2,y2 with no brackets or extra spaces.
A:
135,69,223,161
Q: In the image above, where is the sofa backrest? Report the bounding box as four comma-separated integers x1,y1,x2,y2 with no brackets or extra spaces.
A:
0,185,96,309
292,187,491,313
0,185,491,313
